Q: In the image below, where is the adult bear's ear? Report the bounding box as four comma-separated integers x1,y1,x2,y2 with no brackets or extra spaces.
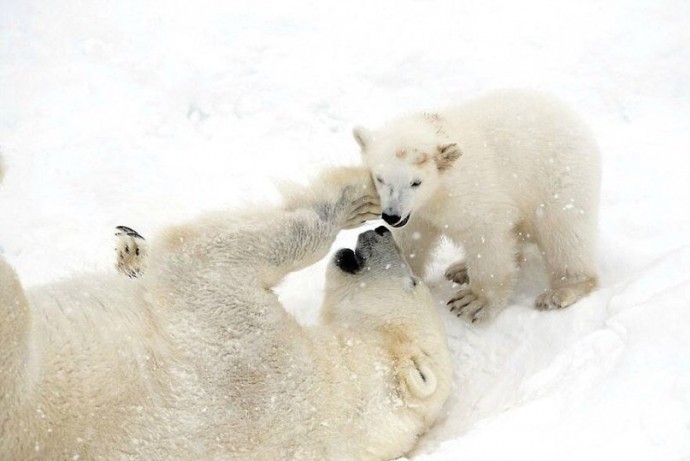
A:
403,275,419,292
402,354,438,399
353,126,373,152
434,143,462,171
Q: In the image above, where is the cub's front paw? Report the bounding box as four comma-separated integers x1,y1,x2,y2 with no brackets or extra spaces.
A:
115,226,147,278
447,286,495,323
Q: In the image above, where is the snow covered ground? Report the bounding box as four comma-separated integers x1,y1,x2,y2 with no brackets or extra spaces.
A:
1,0,689,459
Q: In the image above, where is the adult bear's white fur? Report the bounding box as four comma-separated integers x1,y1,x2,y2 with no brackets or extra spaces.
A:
354,90,601,322
0,162,452,460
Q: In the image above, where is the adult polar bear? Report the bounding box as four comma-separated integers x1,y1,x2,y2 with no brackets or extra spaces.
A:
0,161,452,460
354,90,601,323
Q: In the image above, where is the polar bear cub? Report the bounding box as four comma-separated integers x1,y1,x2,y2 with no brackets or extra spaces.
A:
354,90,601,322
0,163,452,460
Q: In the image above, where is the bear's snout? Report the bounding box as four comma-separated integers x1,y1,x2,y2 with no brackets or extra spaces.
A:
333,227,403,274
357,229,390,253
355,228,401,264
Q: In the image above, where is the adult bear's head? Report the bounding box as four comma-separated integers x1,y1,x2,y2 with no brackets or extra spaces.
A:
322,226,451,403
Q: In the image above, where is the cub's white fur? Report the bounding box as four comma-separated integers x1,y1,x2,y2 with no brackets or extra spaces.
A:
355,90,601,322
0,163,452,460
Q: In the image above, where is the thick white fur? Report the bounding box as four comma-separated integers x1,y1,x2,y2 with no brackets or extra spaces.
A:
0,163,452,460
355,90,601,322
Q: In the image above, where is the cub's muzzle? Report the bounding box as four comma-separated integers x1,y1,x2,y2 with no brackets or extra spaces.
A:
382,212,410,228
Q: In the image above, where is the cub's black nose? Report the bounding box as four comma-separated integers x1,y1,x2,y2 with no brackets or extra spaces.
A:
382,213,401,225
374,226,391,236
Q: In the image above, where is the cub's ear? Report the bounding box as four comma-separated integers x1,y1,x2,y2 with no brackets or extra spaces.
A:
353,126,373,152
434,143,462,171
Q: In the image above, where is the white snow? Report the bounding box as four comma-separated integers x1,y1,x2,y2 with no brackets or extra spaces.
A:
1,0,689,459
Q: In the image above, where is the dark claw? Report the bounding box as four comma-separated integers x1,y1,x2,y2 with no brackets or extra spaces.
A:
115,226,145,240
448,301,461,311
449,297,472,309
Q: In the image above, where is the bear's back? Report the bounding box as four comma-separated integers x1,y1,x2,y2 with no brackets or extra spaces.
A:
439,89,600,213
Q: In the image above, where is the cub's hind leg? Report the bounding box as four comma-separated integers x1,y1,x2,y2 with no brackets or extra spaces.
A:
115,226,147,278
534,204,599,310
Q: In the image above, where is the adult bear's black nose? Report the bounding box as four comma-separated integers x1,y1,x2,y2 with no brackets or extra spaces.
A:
382,212,401,226
334,248,361,274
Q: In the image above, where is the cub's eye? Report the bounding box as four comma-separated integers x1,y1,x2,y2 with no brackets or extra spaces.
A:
411,180,422,187
375,176,384,184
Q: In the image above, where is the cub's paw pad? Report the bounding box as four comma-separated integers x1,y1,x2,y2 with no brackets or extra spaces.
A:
115,226,146,278
535,287,578,310
444,261,469,285
447,287,489,323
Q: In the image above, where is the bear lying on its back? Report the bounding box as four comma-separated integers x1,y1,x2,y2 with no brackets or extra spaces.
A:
354,90,601,322
0,163,452,460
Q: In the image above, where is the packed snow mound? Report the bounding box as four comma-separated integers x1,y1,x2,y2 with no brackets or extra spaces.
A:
408,244,690,459
1,0,689,459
